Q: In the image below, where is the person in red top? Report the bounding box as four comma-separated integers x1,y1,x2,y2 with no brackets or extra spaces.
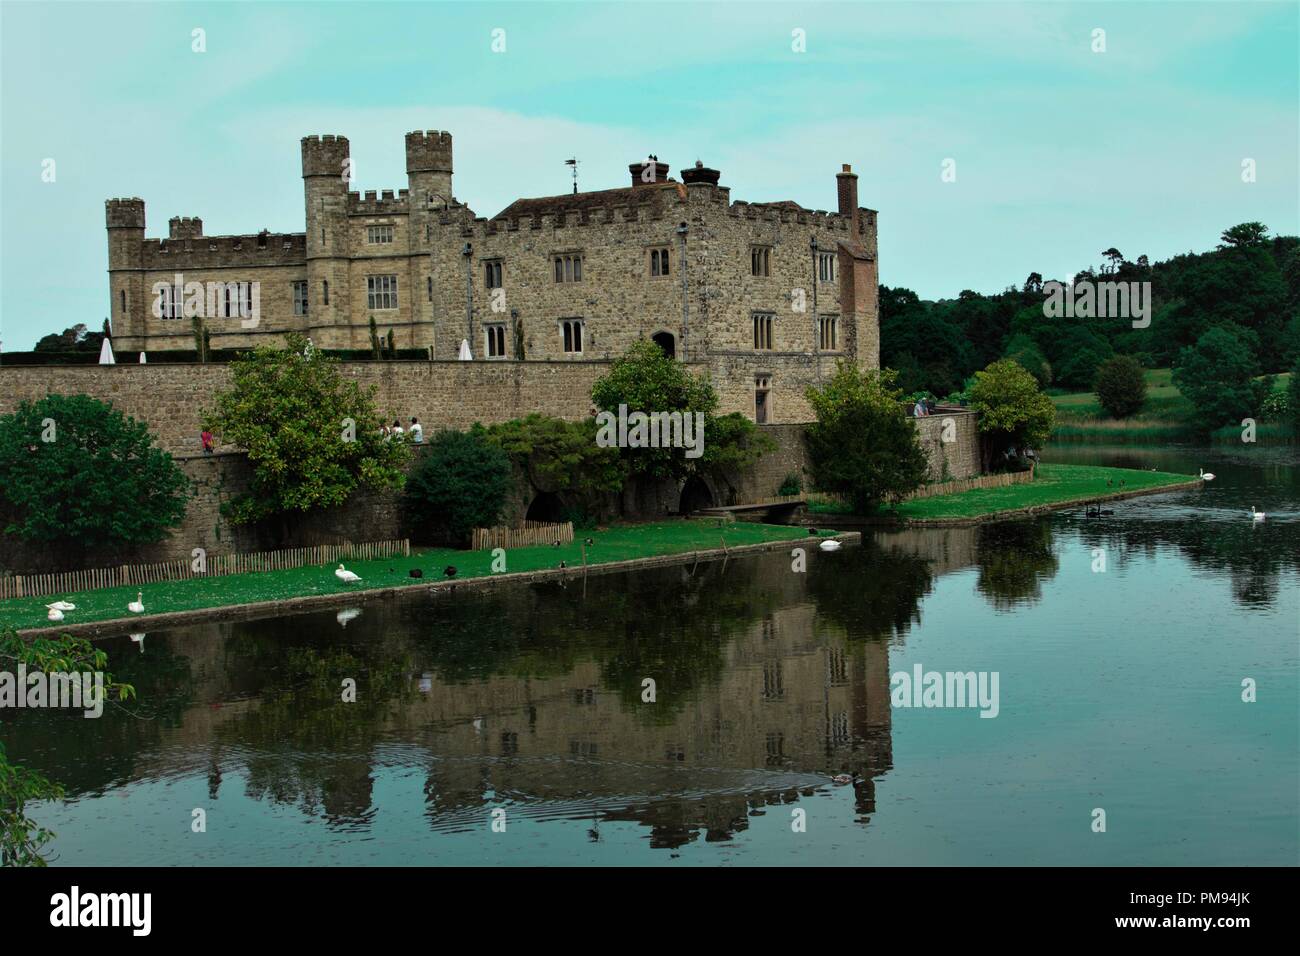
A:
201,430,214,454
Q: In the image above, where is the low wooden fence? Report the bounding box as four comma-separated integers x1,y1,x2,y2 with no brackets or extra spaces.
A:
0,539,410,601
471,521,574,551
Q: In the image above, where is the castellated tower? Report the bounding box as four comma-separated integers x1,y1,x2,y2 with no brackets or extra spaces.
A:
405,130,453,209
302,135,351,345
106,198,146,345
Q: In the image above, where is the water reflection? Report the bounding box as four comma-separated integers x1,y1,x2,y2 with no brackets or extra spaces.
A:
6,444,1294,862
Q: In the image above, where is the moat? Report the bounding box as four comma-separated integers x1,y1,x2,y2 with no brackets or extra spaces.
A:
6,445,1296,866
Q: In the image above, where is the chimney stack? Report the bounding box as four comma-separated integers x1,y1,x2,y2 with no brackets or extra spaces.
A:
629,157,671,187
836,163,859,234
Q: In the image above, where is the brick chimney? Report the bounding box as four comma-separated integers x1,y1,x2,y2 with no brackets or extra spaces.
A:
680,160,720,186
629,157,670,187
836,164,859,234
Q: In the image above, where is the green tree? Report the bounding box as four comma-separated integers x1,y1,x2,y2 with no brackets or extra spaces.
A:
484,414,626,520
32,324,104,354
804,363,930,514
591,339,771,483
1172,326,1273,428
0,394,190,567
1003,333,1052,387
202,333,408,539
1052,327,1113,389
404,428,511,543
967,359,1056,470
1218,222,1269,249
1,630,134,865
1093,354,1147,418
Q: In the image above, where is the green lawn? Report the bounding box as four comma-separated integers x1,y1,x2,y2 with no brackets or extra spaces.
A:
1,520,821,632
1050,368,1292,442
810,463,1195,522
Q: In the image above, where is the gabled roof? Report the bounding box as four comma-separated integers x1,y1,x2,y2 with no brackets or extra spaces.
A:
494,181,686,220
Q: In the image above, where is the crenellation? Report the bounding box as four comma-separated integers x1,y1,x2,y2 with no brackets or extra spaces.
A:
105,125,879,414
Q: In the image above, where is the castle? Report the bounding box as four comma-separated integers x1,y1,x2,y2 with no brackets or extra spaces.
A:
105,129,879,424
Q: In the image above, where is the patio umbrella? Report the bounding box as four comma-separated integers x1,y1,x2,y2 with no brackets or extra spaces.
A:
458,338,473,360
138,352,147,363
98,338,115,364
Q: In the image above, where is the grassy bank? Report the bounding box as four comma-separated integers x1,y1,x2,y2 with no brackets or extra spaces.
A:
1049,368,1293,444
0,521,820,632
809,463,1197,523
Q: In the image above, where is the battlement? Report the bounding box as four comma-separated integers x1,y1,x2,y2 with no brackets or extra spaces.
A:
301,134,350,178
169,216,203,239
143,231,307,267
348,188,410,214
406,130,453,173
106,197,146,228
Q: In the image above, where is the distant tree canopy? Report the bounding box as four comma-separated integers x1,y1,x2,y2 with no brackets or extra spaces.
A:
880,223,1297,398
1172,326,1273,428
32,323,106,354
0,394,190,566
202,333,408,539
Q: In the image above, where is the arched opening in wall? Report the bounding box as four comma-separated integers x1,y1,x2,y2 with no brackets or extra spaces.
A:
651,331,676,360
525,492,566,523
678,477,714,515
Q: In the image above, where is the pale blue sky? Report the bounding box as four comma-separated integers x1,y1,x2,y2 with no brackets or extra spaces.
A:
2,0,1296,350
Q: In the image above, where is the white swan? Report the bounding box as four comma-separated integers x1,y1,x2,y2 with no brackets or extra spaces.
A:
335,564,361,583
336,607,361,627
47,600,76,611
819,539,842,551
1251,507,1266,522
1199,468,1216,481
46,607,64,621
128,591,144,613
129,633,145,653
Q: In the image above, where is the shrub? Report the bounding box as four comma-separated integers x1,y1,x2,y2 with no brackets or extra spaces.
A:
777,473,802,496
484,414,625,521
804,363,930,514
1287,360,1300,431
1093,355,1147,418
404,428,511,544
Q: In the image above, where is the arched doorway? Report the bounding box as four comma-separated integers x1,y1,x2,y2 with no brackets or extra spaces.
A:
526,492,566,523
678,476,714,514
651,331,676,360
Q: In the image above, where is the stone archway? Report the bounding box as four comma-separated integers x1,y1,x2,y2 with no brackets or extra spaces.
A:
525,491,566,523
678,476,714,514
651,330,676,360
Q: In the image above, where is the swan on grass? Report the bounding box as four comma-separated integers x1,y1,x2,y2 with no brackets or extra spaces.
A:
335,564,361,583
46,606,64,621
128,592,144,614
47,600,76,611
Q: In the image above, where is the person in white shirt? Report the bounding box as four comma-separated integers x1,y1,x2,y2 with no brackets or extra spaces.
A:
391,419,404,438
409,417,423,444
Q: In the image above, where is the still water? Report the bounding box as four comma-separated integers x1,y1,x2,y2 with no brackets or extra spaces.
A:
6,445,1297,866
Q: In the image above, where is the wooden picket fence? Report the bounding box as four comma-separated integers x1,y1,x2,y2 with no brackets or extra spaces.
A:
471,521,574,551
0,538,410,601
902,470,1032,501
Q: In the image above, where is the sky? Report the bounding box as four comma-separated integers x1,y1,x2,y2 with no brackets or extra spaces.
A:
1,0,1297,351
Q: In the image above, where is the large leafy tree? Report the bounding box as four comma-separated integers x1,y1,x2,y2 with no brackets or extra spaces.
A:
1,631,134,866
590,339,771,483
484,414,625,520
804,363,930,514
0,394,190,566
967,359,1056,470
32,323,105,354
203,333,408,538
1172,326,1273,428
403,428,511,544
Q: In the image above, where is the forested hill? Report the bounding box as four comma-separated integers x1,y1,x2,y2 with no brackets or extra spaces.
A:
882,222,1299,398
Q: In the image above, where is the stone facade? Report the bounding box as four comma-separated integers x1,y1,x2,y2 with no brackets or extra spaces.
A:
105,129,879,425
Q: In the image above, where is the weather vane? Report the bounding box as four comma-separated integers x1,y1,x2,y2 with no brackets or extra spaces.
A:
565,157,579,194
